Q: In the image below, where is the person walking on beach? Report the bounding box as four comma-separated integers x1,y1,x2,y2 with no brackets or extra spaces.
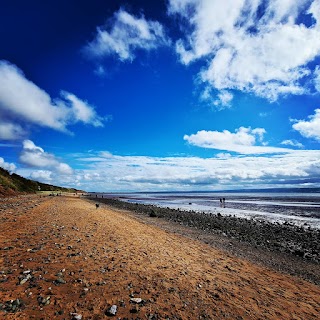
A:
222,197,226,208
220,198,223,208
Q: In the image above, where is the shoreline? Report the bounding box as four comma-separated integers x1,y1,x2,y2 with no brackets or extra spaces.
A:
123,198,320,229
92,197,320,285
86,191,320,229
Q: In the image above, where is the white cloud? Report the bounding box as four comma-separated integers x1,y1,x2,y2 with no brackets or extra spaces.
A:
56,163,74,175
14,147,320,191
0,157,16,172
57,149,320,191
169,0,320,102
19,140,73,175
216,153,231,159
61,91,104,127
0,60,105,140
281,139,304,148
0,122,27,140
292,108,320,141
214,90,233,108
309,0,320,26
314,66,320,92
184,127,292,154
200,86,233,109
30,170,52,181
85,8,169,62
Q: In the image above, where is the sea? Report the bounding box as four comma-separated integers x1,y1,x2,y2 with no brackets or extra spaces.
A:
93,191,320,230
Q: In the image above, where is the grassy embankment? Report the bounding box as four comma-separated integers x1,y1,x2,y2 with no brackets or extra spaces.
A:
0,167,81,197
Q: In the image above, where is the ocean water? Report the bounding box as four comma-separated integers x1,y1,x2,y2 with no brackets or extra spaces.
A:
97,192,320,229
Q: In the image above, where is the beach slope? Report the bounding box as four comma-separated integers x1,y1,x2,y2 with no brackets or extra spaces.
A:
1,195,319,319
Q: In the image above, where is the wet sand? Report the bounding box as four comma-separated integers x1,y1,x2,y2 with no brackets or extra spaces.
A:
1,195,320,319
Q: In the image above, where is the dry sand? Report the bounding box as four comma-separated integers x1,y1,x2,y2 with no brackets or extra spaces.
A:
0,195,319,319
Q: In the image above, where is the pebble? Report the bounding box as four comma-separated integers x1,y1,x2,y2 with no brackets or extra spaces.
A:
106,304,117,316
54,277,66,284
37,296,51,306
1,299,24,312
99,197,320,263
20,274,32,285
71,312,82,320
130,297,143,304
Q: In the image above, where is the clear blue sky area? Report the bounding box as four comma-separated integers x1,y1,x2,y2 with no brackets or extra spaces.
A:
1,0,320,191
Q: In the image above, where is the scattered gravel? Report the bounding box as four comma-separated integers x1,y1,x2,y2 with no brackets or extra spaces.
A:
92,197,320,285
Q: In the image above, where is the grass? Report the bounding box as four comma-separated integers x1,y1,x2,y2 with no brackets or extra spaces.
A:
0,167,82,196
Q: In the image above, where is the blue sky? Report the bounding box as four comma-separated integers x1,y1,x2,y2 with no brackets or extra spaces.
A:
1,0,320,192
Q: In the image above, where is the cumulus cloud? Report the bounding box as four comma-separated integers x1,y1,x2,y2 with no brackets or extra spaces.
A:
216,153,232,159
85,8,169,62
62,149,320,191
200,86,233,109
281,139,304,148
0,60,105,140
19,140,73,175
214,90,233,108
15,148,320,191
184,127,292,154
0,122,26,141
30,170,52,181
0,157,16,172
168,0,320,102
292,108,320,141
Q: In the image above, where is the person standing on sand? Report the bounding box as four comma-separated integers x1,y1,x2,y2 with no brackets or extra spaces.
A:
220,198,223,208
222,197,226,208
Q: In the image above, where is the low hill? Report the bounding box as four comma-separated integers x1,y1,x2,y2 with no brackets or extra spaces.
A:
0,167,82,197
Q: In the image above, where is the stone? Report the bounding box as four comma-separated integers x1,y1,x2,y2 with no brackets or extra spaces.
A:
2,299,24,312
70,313,82,320
23,270,31,274
130,297,142,304
20,274,32,285
106,304,117,316
55,277,66,284
37,295,51,306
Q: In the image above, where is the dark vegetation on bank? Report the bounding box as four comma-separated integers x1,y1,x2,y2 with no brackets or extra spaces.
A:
0,167,81,197
91,197,320,264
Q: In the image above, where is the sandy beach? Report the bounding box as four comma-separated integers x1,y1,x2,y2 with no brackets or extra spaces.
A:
1,195,320,319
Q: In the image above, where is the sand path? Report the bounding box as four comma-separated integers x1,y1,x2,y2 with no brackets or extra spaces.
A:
0,195,319,319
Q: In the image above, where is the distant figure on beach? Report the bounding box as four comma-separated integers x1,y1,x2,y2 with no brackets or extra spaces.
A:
219,198,223,208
